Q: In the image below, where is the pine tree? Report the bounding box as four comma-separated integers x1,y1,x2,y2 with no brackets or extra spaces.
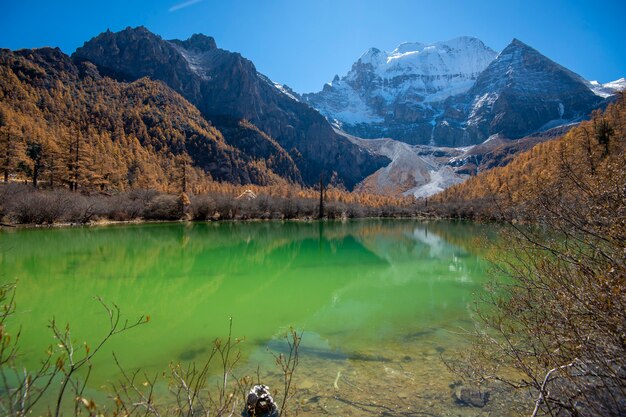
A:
26,140,43,188
0,109,25,183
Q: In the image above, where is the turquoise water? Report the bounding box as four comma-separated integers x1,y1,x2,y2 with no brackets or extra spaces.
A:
0,220,520,415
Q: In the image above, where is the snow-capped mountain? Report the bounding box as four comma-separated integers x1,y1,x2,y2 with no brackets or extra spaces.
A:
304,37,497,142
305,37,616,148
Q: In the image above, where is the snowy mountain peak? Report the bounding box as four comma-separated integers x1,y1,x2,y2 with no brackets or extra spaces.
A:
303,37,498,137
352,37,497,78
493,39,533,64
509,38,528,48
473,38,590,94
465,38,603,140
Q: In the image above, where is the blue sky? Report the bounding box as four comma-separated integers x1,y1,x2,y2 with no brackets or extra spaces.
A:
1,0,624,93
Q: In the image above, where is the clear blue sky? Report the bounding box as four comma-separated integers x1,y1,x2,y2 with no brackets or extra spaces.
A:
1,0,624,93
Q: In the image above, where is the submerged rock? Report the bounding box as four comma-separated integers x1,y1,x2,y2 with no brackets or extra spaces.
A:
246,385,277,416
452,386,490,407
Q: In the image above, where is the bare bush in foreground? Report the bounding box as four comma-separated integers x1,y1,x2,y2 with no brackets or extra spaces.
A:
448,131,625,416
0,286,301,417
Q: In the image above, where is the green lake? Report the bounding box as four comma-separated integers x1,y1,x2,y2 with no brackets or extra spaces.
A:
0,220,524,416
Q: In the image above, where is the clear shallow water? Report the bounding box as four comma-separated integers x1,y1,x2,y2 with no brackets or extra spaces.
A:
0,220,523,415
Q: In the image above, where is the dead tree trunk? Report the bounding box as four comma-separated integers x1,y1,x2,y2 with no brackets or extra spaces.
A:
318,174,324,220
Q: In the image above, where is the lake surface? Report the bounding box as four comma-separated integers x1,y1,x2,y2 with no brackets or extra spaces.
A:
0,220,524,416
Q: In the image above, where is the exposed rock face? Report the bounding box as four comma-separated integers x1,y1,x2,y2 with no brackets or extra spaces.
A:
73,27,388,189
305,38,611,147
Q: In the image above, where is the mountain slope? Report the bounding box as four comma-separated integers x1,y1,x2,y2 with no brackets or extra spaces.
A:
72,27,388,189
339,132,470,198
340,122,580,199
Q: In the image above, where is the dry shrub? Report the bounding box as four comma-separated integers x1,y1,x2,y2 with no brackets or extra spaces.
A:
189,194,216,220
142,194,182,220
7,189,72,224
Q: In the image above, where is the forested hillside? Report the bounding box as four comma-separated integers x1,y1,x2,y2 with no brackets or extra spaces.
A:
72,27,388,188
0,47,289,193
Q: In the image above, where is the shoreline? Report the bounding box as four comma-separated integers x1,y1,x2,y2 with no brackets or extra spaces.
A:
0,214,438,230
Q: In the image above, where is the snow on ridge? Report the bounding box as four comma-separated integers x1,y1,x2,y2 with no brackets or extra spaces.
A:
587,77,626,98
352,37,497,80
378,37,497,78
467,92,499,125
169,43,209,80
604,77,626,90
390,37,491,56
273,82,300,102
358,47,386,66
393,42,425,54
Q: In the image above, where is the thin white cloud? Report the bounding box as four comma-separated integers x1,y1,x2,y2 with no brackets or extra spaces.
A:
169,0,203,12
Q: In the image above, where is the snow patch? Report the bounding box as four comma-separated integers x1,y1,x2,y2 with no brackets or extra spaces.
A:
170,43,209,80
273,82,299,102
587,77,626,98
404,166,468,199
468,92,499,124
482,134,501,144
